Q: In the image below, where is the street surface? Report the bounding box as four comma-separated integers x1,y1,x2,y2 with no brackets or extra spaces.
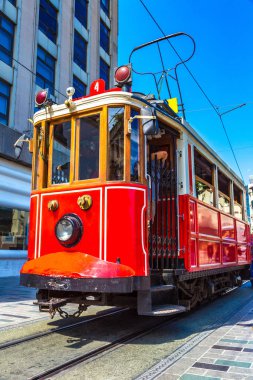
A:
0,278,253,379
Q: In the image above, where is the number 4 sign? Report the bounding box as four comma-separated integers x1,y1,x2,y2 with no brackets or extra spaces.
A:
89,79,106,96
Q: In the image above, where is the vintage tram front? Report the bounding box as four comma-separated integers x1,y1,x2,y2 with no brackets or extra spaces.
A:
20,72,251,317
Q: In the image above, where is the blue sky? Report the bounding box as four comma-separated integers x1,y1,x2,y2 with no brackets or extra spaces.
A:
118,0,253,183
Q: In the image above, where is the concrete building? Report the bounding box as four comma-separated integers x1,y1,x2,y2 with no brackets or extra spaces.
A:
0,0,118,276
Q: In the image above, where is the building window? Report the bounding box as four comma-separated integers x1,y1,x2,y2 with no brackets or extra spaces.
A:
73,76,86,98
0,79,10,125
36,46,55,96
101,0,109,16
194,149,214,206
8,0,16,6
0,13,15,66
100,58,110,89
100,20,110,54
75,0,88,29
74,31,87,71
39,0,58,44
0,207,29,251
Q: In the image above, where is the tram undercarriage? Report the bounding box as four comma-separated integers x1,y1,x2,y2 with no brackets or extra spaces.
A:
23,265,248,318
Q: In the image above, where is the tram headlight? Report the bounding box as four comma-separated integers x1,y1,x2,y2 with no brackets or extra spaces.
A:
55,214,83,247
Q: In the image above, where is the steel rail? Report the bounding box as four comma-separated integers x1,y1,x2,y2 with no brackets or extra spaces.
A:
0,307,129,351
28,282,248,380
28,318,174,380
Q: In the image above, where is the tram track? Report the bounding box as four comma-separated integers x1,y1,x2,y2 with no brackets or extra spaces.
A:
27,282,249,380
0,307,129,351
28,318,172,380
0,283,248,380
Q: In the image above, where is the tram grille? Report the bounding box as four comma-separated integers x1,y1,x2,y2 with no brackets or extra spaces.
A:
148,157,178,270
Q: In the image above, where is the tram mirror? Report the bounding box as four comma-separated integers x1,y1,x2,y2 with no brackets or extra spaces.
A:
141,107,158,135
14,134,29,159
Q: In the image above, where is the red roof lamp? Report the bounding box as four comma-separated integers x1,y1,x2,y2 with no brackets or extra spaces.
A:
35,89,49,107
114,64,132,88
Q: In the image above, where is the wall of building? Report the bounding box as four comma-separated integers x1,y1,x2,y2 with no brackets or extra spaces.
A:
0,157,31,276
0,0,118,277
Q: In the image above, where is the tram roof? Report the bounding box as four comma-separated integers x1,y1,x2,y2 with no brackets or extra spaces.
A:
33,89,244,188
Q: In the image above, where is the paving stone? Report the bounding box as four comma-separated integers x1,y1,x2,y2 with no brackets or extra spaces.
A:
155,374,179,380
180,374,220,380
193,362,229,372
187,367,208,375
228,367,253,375
204,370,243,379
215,359,251,368
199,358,216,364
167,361,194,375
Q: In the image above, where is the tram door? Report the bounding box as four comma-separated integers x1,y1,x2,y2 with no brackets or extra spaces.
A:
147,133,178,270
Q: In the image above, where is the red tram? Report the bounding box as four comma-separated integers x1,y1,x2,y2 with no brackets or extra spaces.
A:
20,58,251,317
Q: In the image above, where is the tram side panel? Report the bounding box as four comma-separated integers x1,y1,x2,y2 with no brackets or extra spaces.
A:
39,188,101,259
105,186,148,277
25,185,148,279
28,194,40,260
179,194,251,272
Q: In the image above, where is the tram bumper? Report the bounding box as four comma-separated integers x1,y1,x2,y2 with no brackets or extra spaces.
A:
20,251,137,293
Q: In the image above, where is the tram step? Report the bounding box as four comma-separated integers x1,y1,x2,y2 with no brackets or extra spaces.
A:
141,304,187,317
151,284,175,292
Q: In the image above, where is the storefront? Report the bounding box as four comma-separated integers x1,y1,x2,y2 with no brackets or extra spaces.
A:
0,157,31,277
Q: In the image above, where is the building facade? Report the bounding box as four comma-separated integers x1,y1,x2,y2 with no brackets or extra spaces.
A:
0,0,118,276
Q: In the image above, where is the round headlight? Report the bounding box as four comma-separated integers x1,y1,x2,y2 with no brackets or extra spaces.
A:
55,214,83,247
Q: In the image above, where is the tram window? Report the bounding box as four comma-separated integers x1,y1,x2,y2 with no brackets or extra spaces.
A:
194,149,214,206
130,109,140,182
77,114,100,180
218,170,231,214
108,107,124,181
51,121,71,184
234,184,243,220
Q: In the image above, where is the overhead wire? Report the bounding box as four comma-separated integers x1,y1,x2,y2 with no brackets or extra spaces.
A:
12,57,68,99
187,102,251,113
139,0,245,182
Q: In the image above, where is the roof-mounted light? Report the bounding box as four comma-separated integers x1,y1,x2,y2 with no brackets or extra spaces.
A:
35,89,53,108
114,64,132,89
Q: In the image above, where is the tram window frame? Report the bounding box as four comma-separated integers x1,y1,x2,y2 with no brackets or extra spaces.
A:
107,106,125,181
218,170,231,214
74,112,101,182
32,124,40,190
49,119,72,186
194,149,214,206
233,183,243,220
32,121,49,190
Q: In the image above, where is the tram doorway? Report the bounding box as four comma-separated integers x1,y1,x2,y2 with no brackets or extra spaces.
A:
147,131,179,271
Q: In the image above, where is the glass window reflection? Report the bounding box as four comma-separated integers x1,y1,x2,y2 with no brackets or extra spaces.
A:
51,121,71,184
130,109,140,182
108,107,124,181
0,207,29,250
78,114,100,180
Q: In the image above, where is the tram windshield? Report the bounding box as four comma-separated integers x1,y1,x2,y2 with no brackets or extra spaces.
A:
76,114,100,180
32,103,145,189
